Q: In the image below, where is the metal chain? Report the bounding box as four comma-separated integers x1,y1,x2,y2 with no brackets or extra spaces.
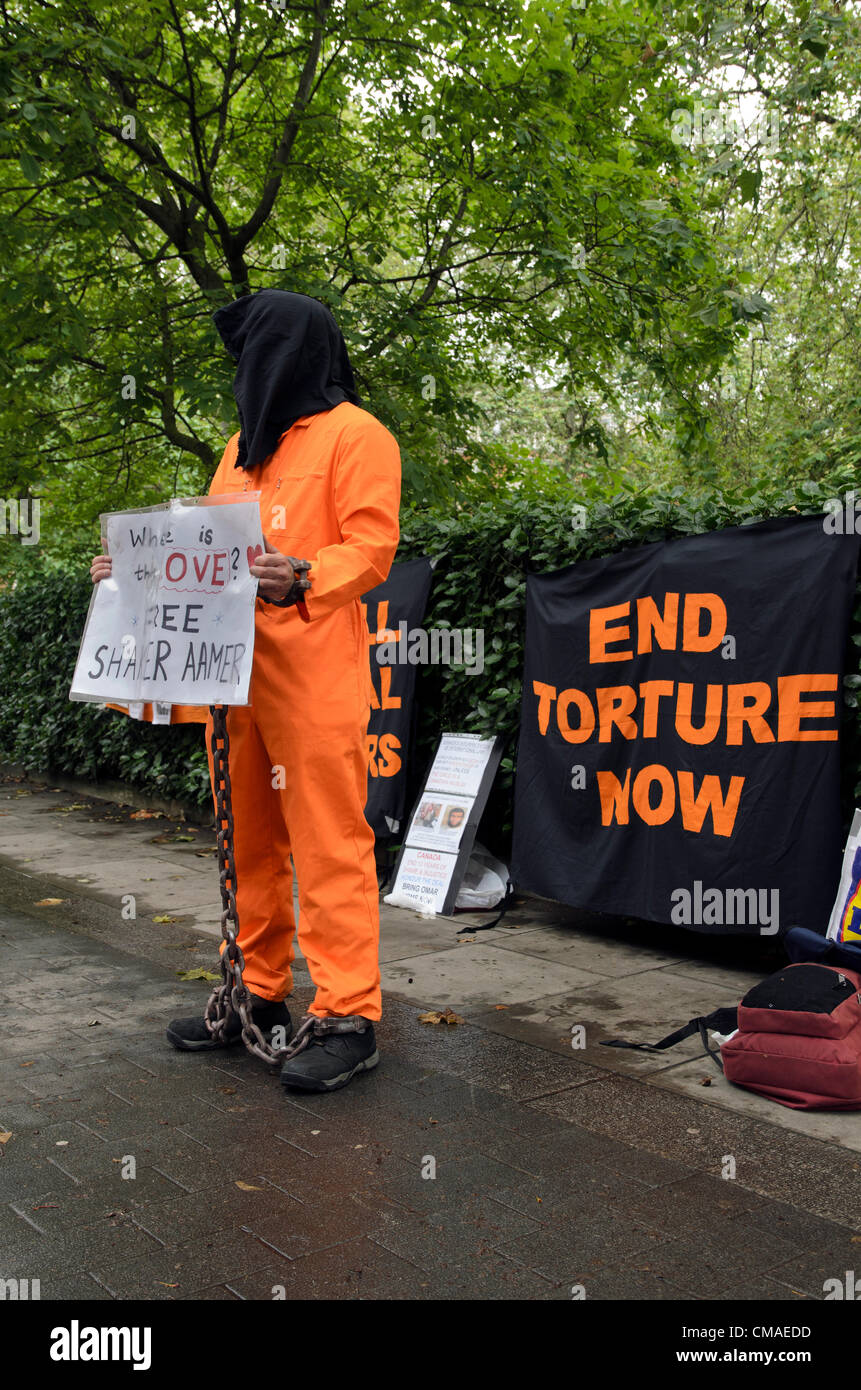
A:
203,704,289,1065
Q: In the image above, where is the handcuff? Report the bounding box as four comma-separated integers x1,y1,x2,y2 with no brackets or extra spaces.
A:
259,556,312,609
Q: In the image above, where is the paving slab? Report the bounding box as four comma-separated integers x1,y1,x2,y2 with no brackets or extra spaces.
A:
489,922,691,977
528,1075,861,1230
381,941,606,1009
649,1055,861,1153
378,911,466,964
466,976,728,1079
224,1243,435,1301
2,772,860,1303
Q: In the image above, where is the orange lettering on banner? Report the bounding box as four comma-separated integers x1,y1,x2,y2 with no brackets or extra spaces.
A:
378,665,401,710
558,688,595,743
364,599,391,643
639,680,675,737
589,603,632,663
632,764,676,825
675,682,723,745
533,681,557,735
682,593,727,652
677,771,745,837
376,733,402,776
637,594,679,654
532,581,842,840
590,592,727,660
596,686,637,742
533,672,840,747
366,733,402,778
364,599,399,649
597,768,631,825
725,682,774,745
597,766,746,834
777,674,839,742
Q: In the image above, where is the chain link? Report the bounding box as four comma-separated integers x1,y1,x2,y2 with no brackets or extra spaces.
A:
203,704,289,1065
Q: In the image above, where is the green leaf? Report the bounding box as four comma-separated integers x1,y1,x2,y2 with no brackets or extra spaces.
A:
18,151,40,184
738,168,762,205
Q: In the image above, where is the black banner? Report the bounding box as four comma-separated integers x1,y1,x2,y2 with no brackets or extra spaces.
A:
362,556,433,839
511,516,860,935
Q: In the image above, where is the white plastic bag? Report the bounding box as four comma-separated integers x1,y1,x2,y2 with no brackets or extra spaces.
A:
454,842,510,911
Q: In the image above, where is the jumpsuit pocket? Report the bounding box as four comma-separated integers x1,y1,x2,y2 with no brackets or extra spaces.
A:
280,465,327,481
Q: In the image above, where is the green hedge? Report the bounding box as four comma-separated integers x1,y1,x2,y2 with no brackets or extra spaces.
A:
1,470,859,844
0,573,212,809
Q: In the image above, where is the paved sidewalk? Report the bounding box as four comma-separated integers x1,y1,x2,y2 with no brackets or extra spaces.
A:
1,774,860,1301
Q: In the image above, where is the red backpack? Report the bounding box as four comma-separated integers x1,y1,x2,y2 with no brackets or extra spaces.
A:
603,963,861,1111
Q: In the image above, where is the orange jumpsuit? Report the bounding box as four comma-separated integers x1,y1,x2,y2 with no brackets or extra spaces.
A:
121,402,400,1019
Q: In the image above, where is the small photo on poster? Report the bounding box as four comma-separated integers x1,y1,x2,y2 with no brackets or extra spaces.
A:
407,795,472,851
414,800,443,832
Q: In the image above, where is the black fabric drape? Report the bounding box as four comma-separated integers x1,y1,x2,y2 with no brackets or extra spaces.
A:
213,289,360,472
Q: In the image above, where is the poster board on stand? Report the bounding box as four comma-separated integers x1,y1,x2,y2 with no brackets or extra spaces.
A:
384,732,503,916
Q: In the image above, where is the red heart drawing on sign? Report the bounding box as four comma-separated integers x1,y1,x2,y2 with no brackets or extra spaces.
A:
247,545,263,571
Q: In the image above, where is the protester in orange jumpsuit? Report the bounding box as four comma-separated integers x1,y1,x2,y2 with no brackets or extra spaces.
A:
90,290,401,1092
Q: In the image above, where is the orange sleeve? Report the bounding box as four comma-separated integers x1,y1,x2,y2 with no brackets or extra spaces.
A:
302,416,401,622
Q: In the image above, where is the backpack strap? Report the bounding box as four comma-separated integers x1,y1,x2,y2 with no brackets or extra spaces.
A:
601,1006,738,1073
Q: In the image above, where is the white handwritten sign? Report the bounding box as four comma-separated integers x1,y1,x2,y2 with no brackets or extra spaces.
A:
70,494,263,708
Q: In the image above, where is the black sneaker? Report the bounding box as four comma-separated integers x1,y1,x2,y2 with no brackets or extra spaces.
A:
280,1015,379,1092
166,997,293,1052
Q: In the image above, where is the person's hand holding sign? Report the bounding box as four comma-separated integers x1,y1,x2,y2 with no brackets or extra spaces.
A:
90,545,111,584
250,537,295,602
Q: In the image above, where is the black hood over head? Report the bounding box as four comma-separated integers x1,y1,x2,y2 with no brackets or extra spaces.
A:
213,289,360,471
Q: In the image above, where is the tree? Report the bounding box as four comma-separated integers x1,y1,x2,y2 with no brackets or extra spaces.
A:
0,0,762,564
647,0,861,484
